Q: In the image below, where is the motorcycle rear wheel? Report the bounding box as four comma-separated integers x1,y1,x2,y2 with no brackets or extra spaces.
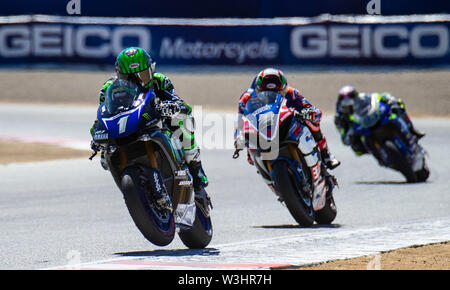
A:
415,156,430,183
383,141,418,183
178,203,213,249
314,195,337,225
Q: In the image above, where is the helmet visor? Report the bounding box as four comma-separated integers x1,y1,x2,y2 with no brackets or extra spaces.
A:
340,98,354,114
258,75,285,92
135,68,152,88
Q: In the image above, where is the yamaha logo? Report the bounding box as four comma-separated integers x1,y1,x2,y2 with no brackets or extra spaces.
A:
129,63,140,69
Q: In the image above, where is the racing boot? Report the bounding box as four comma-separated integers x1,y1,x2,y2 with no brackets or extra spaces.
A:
400,112,425,139
184,146,212,205
321,148,341,170
409,125,426,139
179,114,212,206
187,160,209,191
316,137,341,170
188,160,213,211
194,187,213,213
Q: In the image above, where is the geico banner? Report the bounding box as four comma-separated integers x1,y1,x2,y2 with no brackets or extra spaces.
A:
289,24,450,64
0,24,151,64
0,17,449,66
0,23,281,65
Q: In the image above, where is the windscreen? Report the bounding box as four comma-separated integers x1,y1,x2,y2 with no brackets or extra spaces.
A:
353,94,380,128
105,79,140,115
354,94,373,116
244,91,279,114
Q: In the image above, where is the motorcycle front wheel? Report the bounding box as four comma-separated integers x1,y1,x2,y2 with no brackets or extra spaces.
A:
121,166,175,246
272,161,315,227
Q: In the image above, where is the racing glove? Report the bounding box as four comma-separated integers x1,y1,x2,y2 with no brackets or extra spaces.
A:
156,101,182,117
294,108,317,122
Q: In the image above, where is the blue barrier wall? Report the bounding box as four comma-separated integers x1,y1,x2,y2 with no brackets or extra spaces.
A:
2,1,450,17
0,15,449,66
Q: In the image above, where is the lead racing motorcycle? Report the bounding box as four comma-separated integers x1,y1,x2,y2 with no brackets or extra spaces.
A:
345,94,429,183
90,80,212,248
233,91,337,227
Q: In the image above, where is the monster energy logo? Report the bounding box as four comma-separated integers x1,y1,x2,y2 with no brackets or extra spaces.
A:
142,113,151,120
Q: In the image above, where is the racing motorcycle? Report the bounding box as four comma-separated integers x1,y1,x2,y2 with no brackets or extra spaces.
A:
347,94,429,183
233,91,337,227
90,80,212,248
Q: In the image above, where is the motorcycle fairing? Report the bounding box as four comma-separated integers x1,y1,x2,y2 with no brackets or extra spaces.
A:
243,93,284,141
352,97,421,169
100,90,156,138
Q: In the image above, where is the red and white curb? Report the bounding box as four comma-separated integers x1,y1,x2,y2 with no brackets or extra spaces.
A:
52,260,290,270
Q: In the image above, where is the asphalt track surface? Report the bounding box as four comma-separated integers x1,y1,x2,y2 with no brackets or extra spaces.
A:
0,104,449,270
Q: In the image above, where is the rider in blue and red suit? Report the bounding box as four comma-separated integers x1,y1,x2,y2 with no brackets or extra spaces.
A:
234,68,340,170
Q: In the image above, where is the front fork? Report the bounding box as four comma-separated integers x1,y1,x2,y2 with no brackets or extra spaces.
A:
144,141,158,169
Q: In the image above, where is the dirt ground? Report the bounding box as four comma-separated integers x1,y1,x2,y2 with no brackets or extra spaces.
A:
0,68,449,270
0,68,449,115
0,140,90,164
295,242,450,270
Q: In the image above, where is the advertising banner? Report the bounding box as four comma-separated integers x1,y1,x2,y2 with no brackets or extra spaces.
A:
0,15,449,66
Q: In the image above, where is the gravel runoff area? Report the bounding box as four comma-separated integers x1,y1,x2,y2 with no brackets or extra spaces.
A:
0,68,449,270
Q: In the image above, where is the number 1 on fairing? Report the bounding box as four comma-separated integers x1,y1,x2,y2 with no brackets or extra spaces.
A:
118,115,130,134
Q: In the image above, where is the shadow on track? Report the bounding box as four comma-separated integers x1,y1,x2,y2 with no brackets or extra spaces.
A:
355,180,408,185
356,180,431,185
114,248,220,258
252,224,342,229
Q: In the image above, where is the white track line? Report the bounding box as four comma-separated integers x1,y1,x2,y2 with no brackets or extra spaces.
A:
46,217,450,270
